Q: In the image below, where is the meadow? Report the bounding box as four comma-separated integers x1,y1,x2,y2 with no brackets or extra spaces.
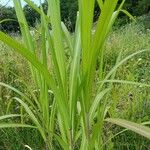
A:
0,0,150,150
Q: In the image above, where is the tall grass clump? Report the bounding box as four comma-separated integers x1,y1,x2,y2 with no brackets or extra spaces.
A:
0,0,150,149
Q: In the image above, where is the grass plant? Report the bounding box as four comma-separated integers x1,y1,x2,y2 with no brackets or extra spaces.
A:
0,0,150,149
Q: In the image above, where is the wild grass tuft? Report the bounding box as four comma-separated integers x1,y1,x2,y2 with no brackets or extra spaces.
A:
0,0,150,149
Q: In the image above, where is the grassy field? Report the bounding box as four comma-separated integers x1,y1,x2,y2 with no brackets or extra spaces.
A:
0,11,150,150
0,0,150,147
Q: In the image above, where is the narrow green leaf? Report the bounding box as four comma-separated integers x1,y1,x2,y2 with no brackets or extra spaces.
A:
61,22,73,56
89,88,110,122
54,134,68,150
106,118,150,139
120,9,136,21
23,0,41,15
47,0,67,88
0,114,20,120
0,19,17,24
68,12,82,141
13,97,46,140
0,124,36,128
99,80,150,87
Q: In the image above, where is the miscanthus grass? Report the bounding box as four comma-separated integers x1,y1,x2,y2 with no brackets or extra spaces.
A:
0,0,150,149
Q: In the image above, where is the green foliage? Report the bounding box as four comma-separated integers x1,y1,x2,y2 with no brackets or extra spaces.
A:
0,0,150,150
124,0,150,16
0,5,19,32
60,0,78,31
0,128,44,150
102,21,150,149
23,4,40,27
